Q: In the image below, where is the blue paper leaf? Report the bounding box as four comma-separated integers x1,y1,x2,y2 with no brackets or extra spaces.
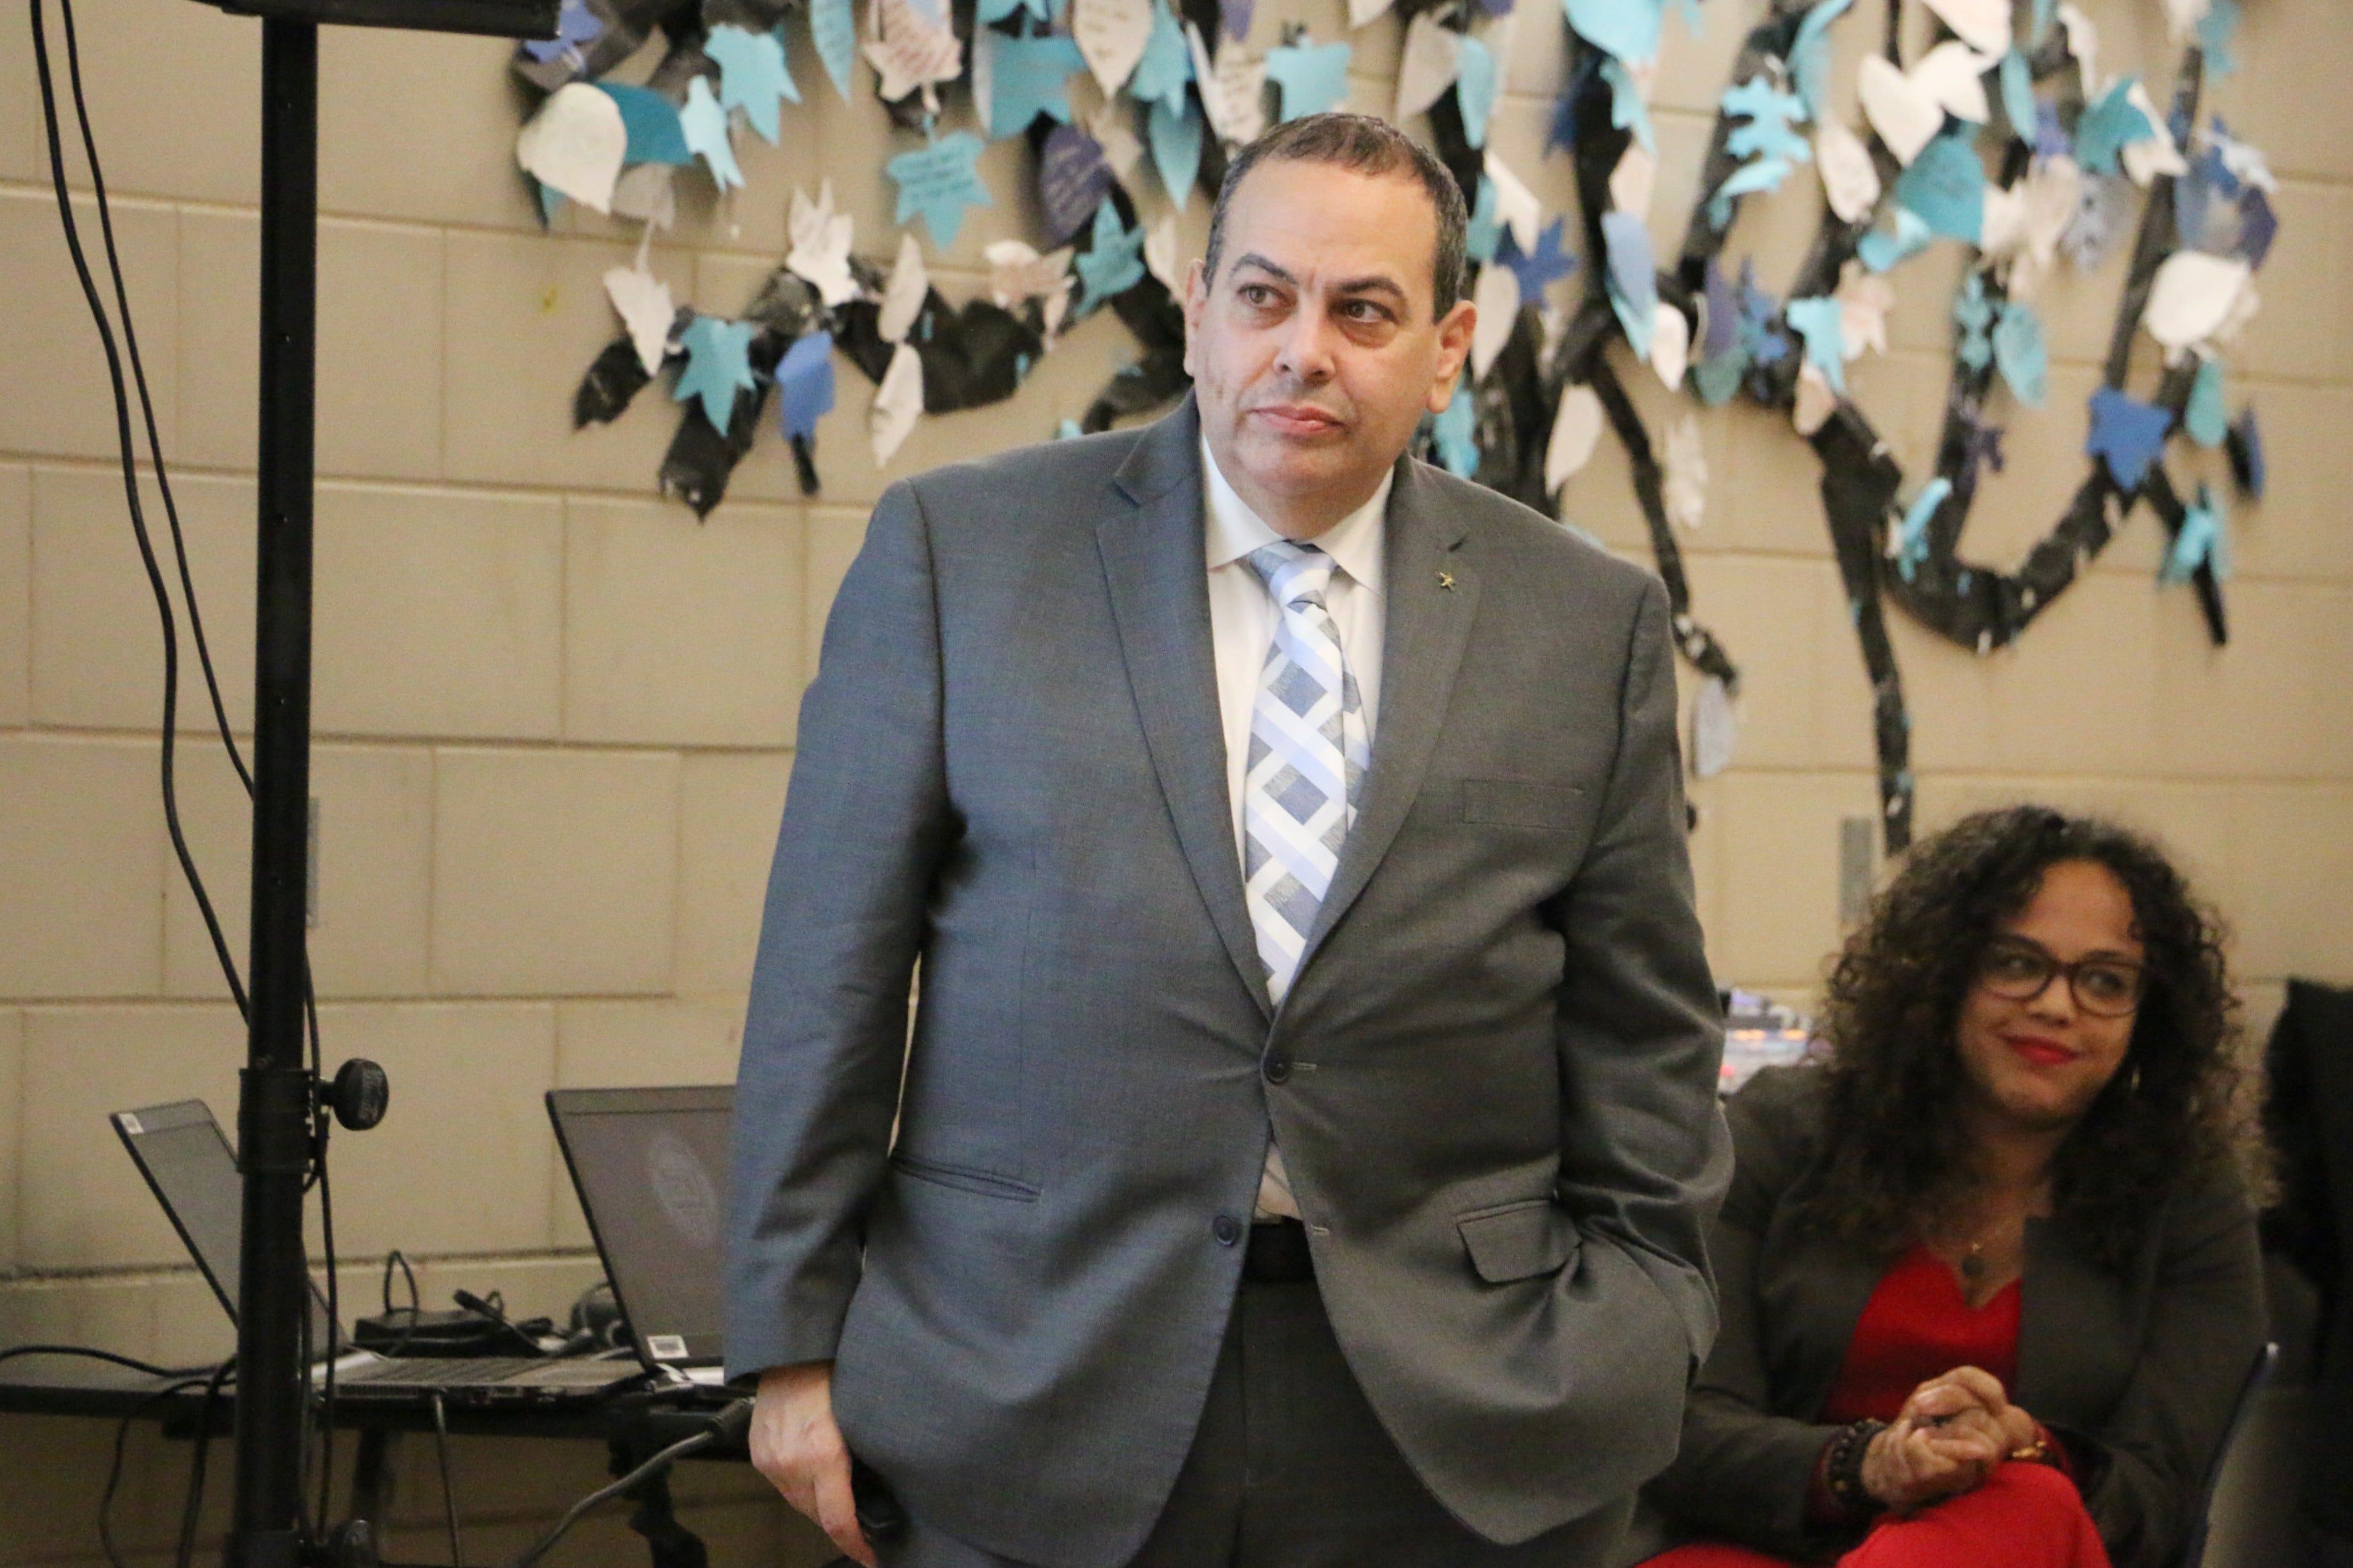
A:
595,83,692,166
676,315,757,432
977,0,1051,20
679,75,743,190
1895,477,1950,582
1722,78,1810,164
986,33,1085,139
1072,197,1147,317
1220,0,1252,40
2198,0,2241,78
778,330,836,441
1265,36,1353,124
1147,96,1204,212
1432,373,1479,475
1129,0,1193,108
1565,0,1663,66
2161,485,2229,584
705,24,799,145
1466,174,1501,264
1999,50,2035,142
1453,36,1498,149
1785,296,1847,395
1953,273,1995,372
1788,0,1854,121
810,0,858,102
1038,123,1114,246
1547,54,1600,157
1701,259,1738,360
1600,210,1657,358
1709,157,1792,229
888,131,995,249
2186,358,2229,449
1993,300,2048,408
1895,130,1986,243
2074,79,2155,177
521,0,603,66
2085,387,2172,491
2238,187,2278,271
1498,217,1578,302
1600,58,1655,156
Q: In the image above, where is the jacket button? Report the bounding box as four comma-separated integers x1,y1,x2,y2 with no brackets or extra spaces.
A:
1213,1214,1242,1245
1264,1054,1292,1085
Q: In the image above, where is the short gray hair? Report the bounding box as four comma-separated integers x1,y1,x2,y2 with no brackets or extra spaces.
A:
1202,113,1470,318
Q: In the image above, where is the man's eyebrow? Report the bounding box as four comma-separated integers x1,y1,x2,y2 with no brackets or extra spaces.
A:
1328,273,1407,302
1229,252,1298,286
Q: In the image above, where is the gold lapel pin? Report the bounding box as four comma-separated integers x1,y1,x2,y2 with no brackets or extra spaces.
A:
1438,571,1456,592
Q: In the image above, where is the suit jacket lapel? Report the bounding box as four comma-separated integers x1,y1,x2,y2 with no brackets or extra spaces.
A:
1299,457,1477,967
1099,398,1272,1019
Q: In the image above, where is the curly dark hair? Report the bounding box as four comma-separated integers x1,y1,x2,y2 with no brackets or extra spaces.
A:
1802,805,2259,1271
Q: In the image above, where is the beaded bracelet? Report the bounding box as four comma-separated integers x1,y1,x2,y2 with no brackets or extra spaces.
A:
1822,1418,1890,1518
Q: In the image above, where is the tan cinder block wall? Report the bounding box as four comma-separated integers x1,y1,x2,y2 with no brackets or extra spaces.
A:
1,0,2347,1561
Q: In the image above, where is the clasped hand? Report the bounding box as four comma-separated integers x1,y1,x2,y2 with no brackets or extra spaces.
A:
1860,1366,2041,1514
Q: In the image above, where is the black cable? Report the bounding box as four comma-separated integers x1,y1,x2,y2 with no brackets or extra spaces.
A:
432,1392,467,1568
99,1375,215,1568
54,0,251,800
28,0,248,1021
504,1425,727,1568
0,1343,216,1377
174,1358,238,1568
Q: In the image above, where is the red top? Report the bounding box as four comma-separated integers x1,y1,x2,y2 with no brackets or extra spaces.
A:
1821,1244,2022,1425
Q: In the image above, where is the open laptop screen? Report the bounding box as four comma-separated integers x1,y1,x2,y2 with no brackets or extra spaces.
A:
547,1086,732,1365
113,1100,244,1319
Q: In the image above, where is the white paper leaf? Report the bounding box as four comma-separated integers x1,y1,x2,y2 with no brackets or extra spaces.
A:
1651,302,1690,390
1921,0,2013,56
1072,0,1153,97
1910,41,1995,126
871,341,924,467
1816,117,1880,224
1858,55,1943,166
878,230,929,344
1546,383,1605,491
2144,251,2251,351
1610,142,1657,220
1395,13,1463,121
1485,153,1542,254
516,82,627,214
1692,673,1736,779
1471,263,1519,380
602,265,676,376
1664,414,1706,531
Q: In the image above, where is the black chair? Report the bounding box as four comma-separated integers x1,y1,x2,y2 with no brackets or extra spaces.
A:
2174,1340,2281,1568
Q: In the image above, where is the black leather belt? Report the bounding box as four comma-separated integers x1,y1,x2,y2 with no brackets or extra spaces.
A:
1245,1218,1315,1283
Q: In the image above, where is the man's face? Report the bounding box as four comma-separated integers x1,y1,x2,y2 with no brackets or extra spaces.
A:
1182,158,1475,538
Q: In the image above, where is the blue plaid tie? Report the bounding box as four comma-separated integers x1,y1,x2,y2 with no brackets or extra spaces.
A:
1242,541,1369,1008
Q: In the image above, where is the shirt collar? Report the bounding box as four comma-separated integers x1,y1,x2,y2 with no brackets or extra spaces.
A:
1201,436,1390,598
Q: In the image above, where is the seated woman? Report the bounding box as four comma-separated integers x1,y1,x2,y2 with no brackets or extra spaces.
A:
1631,805,2265,1568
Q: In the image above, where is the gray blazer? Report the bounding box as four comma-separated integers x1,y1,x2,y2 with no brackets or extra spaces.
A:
1633,1066,2263,1568
725,398,1731,1568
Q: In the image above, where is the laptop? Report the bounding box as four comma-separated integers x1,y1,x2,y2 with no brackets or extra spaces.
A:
545,1085,733,1387
113,1099,643,1408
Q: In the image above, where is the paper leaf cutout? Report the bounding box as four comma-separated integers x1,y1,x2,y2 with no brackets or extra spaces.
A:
1394,13,1461,121
2085,387,2171,489
1039,124,1115,246
1785,296,1847,395
603,265,676,376
1432,374,1479,475
889,131,995,249
1663,413,1706,531
2074,79,2154,177
678,75,743,191
1546,382,1605,489
810,0,857,101
788,182,859,305
778,330,836,441
879,230,929,344
1072,196,1148,316
985,33,1085,139
594,83,691,166
1564,0,1662,65
675,315,757,431
706,24,799,145
1992,299,2048,406
1471,263,1519,380
2144,251,2251,352
1267,36,1353,124
864,0,963,104
1923,0,2012,54
1073,0,1154,96
871,341,924,467
1148,96,1205,211
1789,0,1854,120
1130,0,1194,107
1817,116,1882,224
1857,55,1943,166
1453,35,1498,148
517,81,628,212
1498,217,1577,302
1895,130,1987,243
1600,209,1657,358
2186,357,2228,448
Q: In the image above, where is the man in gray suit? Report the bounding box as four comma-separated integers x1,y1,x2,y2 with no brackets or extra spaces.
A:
727,113,1729,1568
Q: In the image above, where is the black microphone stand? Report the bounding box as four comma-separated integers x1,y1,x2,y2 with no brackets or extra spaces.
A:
184,5,557,1564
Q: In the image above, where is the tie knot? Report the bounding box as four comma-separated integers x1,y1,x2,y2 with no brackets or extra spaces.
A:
1246,541,1336,609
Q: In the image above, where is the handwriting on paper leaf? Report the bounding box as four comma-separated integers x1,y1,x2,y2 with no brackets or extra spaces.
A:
1073,0,1155,96
810,0,857,101
889,132,995,250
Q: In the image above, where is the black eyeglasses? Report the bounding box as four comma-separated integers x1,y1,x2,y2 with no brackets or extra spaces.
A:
1974,936,2147,1018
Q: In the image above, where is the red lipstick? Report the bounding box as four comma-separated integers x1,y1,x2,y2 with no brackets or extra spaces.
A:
2004,1034,2075,1067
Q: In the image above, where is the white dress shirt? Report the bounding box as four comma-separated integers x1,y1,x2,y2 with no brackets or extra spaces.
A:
1201,436,1391,1220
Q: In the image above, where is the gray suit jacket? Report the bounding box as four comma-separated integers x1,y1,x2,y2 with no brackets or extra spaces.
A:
1633,1066,2263,1568
725,398,1731,1568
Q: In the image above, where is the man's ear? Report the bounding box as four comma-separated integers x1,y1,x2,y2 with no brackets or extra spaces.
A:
1426,297,1476,415
1181,257,1208,377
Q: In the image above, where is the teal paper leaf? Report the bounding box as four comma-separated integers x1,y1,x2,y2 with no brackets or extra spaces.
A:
595,82,692,166
1565,0,1663,66
1722,78,1810,164
987,33,1085,139
888,132,995,249
1432,373,1479,475
1072,196,1147,316
1453,35,1498,150
1265,37,1352,124
1601,58,1655,155
2186,358,2229,448
1953,273,1995,371
1895,130,1986,243
1129,0,1193,108
810,0,857,102
679,75,744,189
2161,484,2230,583
706,23,799,145
2075,79,2155,177
1147,95,1204,211
1466,174,1501,263
1992,300,2048,408
1788,0,1853,120
675,315,757,431
1999,50,2035,142
1895,477,1951,582
1785,295,1847,395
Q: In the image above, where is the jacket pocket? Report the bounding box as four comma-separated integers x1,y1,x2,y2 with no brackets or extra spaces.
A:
1456,1198,1581,1284
889,1152,1040,1202
1461,778,1588,831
